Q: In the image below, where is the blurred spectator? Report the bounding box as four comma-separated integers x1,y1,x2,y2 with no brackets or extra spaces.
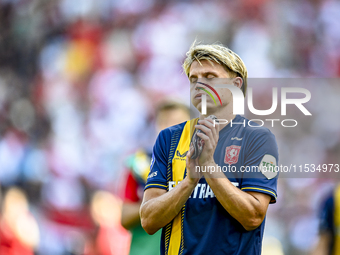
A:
89,191,131,255
0,0,339,254
0,187,40,255
121,101,190,255
311,184,340,255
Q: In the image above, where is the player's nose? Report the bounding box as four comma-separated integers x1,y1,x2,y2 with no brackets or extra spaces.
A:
195,78,209,90
195,81,204,90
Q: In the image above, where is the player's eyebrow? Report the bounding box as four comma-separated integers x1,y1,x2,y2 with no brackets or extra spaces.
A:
204,71,218,77
189,71,219,79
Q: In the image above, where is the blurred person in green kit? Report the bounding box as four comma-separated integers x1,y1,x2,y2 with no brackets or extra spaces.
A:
121,101,190,255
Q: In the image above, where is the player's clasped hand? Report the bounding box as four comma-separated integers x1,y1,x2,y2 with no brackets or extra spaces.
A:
185,116,220,183
186,145,201,184
194,117,220,166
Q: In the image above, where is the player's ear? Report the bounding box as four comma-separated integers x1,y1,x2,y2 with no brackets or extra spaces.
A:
232,77,243,91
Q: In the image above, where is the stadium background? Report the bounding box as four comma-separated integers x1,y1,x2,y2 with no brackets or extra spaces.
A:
0,0,340,254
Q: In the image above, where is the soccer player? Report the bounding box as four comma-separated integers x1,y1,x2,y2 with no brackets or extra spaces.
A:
140,42,279,255
121,101,190,255
311,184,340,255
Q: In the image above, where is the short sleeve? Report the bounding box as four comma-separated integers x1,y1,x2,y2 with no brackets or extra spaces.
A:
319,194,334,234
240,128,279,203
144,129,169,191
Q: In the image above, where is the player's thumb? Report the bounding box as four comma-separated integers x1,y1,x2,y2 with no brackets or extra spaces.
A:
186,146,194,168
187,145,194,159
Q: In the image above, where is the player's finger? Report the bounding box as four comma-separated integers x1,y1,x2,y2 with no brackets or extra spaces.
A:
196,132,212,147
205,117,220,141
187,146,198,178
202,118,218,140
196,120,217,142
214,121,220,140
195,123,211,135
186,147,192,170
187,145,194,159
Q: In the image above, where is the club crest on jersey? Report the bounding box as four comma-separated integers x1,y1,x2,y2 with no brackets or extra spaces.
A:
224,145,241,165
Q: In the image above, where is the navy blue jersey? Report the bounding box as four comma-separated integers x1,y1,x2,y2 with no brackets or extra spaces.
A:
319,193,334,255
319,193,334,234
318,185,340,255
145,115,279,255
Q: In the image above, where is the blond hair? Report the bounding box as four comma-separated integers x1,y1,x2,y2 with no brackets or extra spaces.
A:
182,42,248,96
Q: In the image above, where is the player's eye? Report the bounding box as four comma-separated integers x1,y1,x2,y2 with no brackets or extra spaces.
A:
206,74,216,80
190,77,198,83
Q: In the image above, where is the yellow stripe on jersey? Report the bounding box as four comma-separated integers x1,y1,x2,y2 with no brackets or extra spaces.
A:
241,187,277,200
333,185,340,255
144,184,167,189
168,118,198,255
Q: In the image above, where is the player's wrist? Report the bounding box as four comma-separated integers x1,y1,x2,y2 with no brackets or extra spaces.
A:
184,175,199,187
201,159,216,169
200,159,218,177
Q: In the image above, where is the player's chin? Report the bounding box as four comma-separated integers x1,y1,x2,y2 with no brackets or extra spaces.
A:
191,98,200,109
192,99,216,112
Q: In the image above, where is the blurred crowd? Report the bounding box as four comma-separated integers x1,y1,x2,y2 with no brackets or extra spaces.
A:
0,0,340,254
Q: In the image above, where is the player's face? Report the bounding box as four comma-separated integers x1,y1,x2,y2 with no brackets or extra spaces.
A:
189,60,235,112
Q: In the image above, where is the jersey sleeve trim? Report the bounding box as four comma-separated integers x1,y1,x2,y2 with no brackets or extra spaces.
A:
241,186,277,203
144,183,168,190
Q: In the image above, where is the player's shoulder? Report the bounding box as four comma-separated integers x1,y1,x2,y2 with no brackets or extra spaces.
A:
167,120,188,133
154,121,189,156
159,120,190,138
240,116,275,139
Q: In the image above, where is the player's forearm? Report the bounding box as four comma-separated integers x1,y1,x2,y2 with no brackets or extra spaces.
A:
140,178,196,235
203,163,265,231
121,202,142,230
